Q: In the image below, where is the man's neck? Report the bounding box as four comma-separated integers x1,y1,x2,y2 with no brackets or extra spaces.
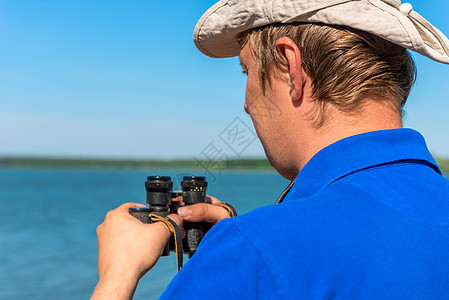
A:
295,99,403,173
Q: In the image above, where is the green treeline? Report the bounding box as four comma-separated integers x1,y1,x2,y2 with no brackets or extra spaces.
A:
0,157,275,171
436,158,449,173
1,157,448,173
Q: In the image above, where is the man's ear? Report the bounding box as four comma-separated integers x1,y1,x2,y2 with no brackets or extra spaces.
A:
276,37,303,102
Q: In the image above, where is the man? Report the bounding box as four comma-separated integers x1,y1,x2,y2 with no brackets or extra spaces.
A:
92,0,449,299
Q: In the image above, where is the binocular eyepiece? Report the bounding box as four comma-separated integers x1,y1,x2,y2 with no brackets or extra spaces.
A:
129,175,208,257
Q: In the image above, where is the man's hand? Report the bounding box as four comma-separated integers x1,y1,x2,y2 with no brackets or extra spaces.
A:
177,195,232,224
91,202,183,300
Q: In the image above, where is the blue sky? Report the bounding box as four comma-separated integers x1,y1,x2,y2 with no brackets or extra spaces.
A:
1,0,448,159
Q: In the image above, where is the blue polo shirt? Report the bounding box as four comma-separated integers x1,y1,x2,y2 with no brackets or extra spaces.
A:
161,129,449,299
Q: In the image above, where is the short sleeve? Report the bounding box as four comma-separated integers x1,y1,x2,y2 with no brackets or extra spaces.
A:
160,218,279,299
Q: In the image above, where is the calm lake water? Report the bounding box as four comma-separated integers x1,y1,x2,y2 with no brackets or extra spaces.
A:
0,168,289,299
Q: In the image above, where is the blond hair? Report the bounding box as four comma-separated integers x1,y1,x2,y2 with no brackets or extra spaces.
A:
245,23,416,125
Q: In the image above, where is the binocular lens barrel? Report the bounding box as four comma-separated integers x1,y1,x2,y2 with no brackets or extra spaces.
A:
145,176,173,206
181,176,207,205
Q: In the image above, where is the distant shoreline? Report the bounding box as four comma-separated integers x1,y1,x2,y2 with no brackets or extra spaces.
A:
436,158,449,173
1,157,448,173
0,157,275,171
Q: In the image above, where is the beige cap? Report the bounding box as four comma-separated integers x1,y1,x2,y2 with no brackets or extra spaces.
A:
193,0,449,64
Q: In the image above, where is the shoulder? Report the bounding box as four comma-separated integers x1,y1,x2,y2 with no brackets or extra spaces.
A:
161,218,280,299
233,182,377,238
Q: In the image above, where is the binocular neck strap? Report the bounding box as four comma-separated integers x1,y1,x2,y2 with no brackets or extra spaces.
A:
149,213,184,272
276,180,296,204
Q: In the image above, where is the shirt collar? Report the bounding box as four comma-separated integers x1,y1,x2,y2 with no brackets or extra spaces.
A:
282,128,441,201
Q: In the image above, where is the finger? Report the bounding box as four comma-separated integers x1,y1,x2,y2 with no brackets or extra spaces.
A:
117,202,146,215
178,203,230,224
109,203,146,222
171,190,183,202
205,195,221,204
117,202,146,212
167,214,183,227
99,203,146,235
180,227,186,240
150,214,184,238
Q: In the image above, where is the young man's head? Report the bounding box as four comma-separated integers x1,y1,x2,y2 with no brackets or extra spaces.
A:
243,23,416,126
237,23,417,178
194,0,449,178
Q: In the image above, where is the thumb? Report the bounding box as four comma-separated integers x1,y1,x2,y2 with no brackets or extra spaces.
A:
177,203,230,224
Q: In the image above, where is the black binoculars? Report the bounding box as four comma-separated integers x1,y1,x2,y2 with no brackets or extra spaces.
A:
129,175,209,257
